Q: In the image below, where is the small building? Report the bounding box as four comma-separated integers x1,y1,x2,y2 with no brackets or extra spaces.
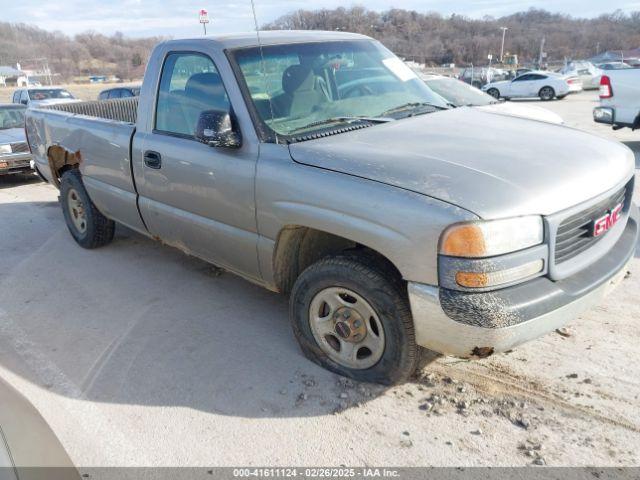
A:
0,66,27,87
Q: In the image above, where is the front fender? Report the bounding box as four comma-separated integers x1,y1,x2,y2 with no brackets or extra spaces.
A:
255,144,477,287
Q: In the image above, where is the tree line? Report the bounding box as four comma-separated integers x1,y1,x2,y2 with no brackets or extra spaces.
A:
1,7,639,82
0,22,162,81
264,7,640,66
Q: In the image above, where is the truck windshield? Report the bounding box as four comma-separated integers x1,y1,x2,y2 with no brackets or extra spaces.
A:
0,106,25,129
233,40,448,137
28,89,74,100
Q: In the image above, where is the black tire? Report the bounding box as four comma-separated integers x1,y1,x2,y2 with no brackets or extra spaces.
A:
60,169,115,249
539,86,555,101
487,88,500,99
290,254,418,385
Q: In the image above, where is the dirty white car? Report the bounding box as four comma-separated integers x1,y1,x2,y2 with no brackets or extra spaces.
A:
482,71,581,101
421,74,563,124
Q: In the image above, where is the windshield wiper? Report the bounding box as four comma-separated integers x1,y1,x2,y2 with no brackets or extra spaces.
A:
379,102,449,117
288,116,392,135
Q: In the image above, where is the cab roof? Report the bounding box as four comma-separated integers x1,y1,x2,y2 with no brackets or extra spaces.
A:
163,30,372,50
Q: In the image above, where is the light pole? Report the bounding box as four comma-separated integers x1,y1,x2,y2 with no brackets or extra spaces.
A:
500,27,508,63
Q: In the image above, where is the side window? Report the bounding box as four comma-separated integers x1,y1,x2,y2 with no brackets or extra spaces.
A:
155,52,230,137
20,91,29,103
12,91,20,103
120,89,134,98
110,89,122,99
98,91,109,100
514,74,531,82
530,74,546,80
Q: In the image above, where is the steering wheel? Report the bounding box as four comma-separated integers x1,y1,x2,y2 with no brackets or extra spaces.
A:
342,84,375,98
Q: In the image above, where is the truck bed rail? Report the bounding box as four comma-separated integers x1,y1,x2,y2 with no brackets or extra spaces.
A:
43,97,138,124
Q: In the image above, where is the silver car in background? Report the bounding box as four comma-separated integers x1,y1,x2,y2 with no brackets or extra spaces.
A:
0,104,32,176
11,87,81,108
421,74,563,124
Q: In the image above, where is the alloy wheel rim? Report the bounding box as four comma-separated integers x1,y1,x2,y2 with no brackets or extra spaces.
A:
309,287,385,370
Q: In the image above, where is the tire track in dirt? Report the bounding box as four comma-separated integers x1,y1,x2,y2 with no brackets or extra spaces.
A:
424,360,640,434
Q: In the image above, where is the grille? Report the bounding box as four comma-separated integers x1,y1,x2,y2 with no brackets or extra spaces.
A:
10,142,29,153
554,185,627,264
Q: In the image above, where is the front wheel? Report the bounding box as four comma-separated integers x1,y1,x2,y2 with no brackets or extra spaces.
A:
60,169,115,249
487,88,500,99
290,254,418,385
539,86,555,101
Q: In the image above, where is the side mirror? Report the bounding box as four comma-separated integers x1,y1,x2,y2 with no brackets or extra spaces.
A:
195,110,241,149
21,99,28,105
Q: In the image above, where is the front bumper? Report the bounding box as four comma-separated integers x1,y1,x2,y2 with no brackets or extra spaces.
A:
0,153,33,175
408,203,638,358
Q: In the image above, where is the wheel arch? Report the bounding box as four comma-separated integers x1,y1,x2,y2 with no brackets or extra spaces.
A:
272,225,403,294
46,145,82,188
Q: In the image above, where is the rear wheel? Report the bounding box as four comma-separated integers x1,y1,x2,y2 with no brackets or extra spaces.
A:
487,88,500,99
290,254,418,385
60,169,115,249
539,86,555,101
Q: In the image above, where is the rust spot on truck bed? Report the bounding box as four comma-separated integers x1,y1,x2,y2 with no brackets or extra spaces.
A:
47,145,82,187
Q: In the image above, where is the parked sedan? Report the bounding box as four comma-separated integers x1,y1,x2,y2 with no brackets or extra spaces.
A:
482,71,581,101
421,74,563,124
11,87,81,108
98,85,141,100
0,104,32,175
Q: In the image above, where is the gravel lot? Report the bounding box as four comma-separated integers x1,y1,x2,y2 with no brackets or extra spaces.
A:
0,91,638,468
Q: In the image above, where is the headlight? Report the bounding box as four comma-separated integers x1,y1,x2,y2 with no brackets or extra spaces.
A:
439,216,546,291
0,144,11,154
440,216,543,258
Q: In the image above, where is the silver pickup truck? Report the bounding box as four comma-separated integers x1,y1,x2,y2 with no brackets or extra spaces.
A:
26,31,638,384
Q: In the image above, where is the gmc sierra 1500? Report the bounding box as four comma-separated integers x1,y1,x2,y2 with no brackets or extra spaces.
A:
25,31,638,384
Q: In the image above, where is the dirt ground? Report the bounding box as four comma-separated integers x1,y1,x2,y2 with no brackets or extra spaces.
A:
0,91,638,468
0,83,140,103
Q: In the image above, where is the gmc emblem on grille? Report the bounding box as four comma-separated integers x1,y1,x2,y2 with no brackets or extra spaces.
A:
592,203,623,237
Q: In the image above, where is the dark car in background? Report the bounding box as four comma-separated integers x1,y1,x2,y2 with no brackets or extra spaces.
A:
0,104,32,175
98,86,141,100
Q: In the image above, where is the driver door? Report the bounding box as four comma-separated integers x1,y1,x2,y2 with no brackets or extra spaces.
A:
509,74,534,97
133,51,261,280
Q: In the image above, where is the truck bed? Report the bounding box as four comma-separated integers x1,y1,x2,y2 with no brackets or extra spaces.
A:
43,97,138,124
25,97,147,233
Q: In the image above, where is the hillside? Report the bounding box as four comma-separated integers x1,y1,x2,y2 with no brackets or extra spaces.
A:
1,8,639,81
0,22,163,81
265,7,640,66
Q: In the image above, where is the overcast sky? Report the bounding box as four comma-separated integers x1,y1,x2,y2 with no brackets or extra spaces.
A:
3,0,639,37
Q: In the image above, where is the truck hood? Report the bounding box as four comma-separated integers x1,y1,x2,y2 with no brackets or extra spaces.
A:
0,128,26,144
288,108,634,219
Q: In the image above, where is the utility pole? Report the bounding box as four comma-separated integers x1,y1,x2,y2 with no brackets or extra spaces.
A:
499,27,508,63
538,36,546,69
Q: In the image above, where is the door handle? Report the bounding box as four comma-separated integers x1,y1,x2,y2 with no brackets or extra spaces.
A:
143,150,162,169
